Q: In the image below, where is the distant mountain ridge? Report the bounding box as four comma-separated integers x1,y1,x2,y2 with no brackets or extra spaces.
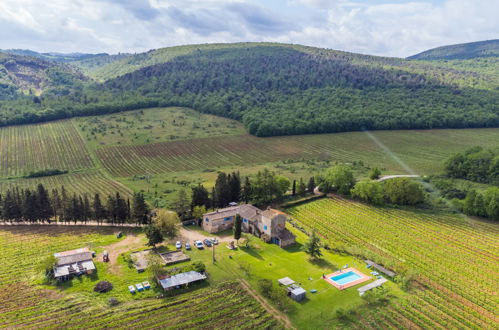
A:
408,39,499,60
0,52,86,99
0,41,497,135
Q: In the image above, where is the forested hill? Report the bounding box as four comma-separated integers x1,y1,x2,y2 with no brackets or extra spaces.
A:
0,43,498,136
0,52,86,100
408,39,499,60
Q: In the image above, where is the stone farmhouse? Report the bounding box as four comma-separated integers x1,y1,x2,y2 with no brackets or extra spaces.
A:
202,205,296,247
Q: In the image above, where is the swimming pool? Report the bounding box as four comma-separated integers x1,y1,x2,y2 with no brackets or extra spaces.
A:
330,271,362,285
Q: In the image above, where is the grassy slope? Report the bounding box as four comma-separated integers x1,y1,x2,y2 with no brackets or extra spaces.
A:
73,107,245,148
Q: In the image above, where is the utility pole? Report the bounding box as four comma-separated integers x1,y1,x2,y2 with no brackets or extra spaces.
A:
212,241,216,264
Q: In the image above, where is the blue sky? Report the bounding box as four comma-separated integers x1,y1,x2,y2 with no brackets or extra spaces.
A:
0,0,497,57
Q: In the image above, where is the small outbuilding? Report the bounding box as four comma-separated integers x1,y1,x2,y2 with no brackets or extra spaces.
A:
53,247,95,281
278,277,295,286
157,271,207,291
287,284,306,302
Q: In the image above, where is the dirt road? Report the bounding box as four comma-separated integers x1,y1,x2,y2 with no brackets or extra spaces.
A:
98,234,144,274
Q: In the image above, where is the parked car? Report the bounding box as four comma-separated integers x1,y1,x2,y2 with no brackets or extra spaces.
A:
128,285,136,294
185,242,191,250
175,241,182,249
135,283,144,292
203,239,212,247
194,240,204,249
210,238,219,245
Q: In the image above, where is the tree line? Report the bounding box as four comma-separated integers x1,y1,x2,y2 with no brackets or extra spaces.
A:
462,188,499,220
445,146,499,184
318,164,425,206
189,169,315,218
0,184,150,224
1,46,497,137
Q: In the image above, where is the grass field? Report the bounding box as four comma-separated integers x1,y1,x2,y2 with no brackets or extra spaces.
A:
0,226,282,329
286,197,499,329
74,107,245,148
181,226,406,329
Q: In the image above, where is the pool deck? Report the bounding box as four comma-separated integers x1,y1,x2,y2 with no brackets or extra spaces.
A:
323,267,371,290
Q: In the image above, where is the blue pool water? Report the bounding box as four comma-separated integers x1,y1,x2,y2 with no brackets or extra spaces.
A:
330,271,362,285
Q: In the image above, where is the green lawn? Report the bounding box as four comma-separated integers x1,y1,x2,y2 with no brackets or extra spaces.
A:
175,226,405,329
74,107,245,148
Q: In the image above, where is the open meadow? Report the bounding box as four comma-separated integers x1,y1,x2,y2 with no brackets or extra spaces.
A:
286,197,499,329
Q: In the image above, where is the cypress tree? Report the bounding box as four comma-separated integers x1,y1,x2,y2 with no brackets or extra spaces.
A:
3,190,21,222
234,214,242,243
214,172,230,207
22,189,38,222
307,177,316,193
298,178,307,196
292,179,296,196
191,184,209,209
61,186,70,223
51,188,62,222
106,194,117,223
132,192,149,225
83,195,91,223
37,184,52,222
241,177,252,204
229,172,241,203
115,192,128,224
92,193,106,224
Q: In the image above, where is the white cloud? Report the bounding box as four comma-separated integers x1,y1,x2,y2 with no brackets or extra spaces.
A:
0,0,496,57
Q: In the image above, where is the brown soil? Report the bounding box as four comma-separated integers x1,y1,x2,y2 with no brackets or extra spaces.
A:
239,279,295,329
98,234,144,274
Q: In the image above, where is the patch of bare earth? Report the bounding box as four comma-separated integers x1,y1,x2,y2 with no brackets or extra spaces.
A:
98,234,144,274
239,279,294,329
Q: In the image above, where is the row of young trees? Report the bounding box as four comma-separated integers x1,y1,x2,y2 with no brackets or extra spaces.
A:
0,184,150,224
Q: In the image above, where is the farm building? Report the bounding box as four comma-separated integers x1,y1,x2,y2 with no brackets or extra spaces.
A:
287,285,306,302
202,205,295,247
157,271,207,291
53,247,95,281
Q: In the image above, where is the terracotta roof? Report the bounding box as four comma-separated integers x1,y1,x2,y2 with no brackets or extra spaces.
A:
203,204,261,221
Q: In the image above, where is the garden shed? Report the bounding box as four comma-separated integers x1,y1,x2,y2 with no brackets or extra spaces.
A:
288,285,306,302
278,277,295,286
